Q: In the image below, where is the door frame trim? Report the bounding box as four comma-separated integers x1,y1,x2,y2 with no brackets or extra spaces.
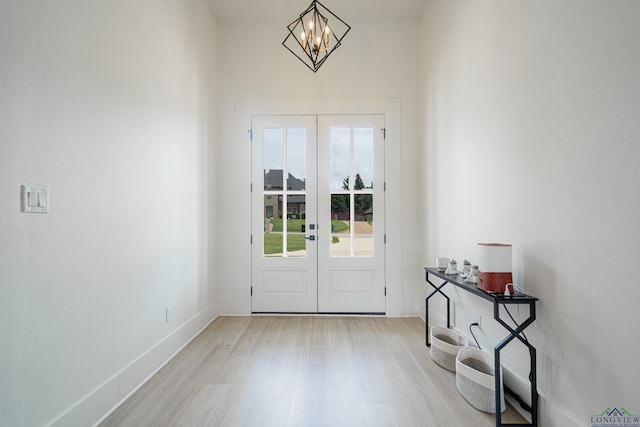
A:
235,99,402,316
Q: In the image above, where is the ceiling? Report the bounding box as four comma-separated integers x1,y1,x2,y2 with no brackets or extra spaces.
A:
207,0,428,23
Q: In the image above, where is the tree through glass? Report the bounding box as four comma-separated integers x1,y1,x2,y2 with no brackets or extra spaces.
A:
330,126,374,257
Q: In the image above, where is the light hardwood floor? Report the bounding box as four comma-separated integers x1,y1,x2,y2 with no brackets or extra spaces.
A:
101,316,526,426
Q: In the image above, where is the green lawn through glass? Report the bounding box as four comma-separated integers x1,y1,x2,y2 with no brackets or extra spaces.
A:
263,220,350,255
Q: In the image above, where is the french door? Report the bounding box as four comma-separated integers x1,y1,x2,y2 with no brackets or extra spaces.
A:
251,114,385,313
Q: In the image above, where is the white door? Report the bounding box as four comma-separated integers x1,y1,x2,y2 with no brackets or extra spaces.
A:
317,115,386,313
251,116,318,313
251,114,385,313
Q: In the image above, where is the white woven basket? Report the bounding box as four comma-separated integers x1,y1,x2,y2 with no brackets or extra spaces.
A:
455,346,506,413
429,326,468,372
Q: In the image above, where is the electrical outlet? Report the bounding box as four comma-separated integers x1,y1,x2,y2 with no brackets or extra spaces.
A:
473,313,481,329
165,306,173,323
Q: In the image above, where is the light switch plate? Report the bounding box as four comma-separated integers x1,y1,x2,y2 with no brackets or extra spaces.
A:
21,185,49,213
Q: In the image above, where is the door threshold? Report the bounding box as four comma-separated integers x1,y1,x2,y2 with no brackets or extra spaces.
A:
251,312,386,316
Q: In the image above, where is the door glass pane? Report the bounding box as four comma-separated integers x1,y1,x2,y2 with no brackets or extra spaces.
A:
287,128,306,191
264,194,283,257
264,128,283,191
287,194,306,257
354,127,374,190
327,125,375,258
330,193,351,257
330,127,350,190
354,194,373,257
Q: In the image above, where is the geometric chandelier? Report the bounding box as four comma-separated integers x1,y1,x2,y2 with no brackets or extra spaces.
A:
282,0,351,73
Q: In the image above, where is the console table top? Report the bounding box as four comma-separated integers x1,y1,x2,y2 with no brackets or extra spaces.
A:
424,267,538,303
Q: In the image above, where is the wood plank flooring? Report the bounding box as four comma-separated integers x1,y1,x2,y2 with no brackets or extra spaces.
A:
100,316,527,426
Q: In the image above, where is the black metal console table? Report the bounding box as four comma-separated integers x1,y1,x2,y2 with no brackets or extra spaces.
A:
424,267,539,427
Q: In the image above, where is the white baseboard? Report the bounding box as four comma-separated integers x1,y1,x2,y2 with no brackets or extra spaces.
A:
48,305,217,427
540,397,581,427
216,297,248,316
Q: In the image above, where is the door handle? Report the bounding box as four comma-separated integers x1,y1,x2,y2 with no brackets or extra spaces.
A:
304,235,316,241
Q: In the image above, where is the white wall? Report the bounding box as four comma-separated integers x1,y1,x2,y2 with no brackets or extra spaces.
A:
0,1,218,425
216,19,424,315
419,1,640,425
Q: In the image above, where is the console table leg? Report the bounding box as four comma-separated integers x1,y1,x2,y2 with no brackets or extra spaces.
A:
495,347,503,427
531,346,538,426
425,286,450,346
425,297,430,346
